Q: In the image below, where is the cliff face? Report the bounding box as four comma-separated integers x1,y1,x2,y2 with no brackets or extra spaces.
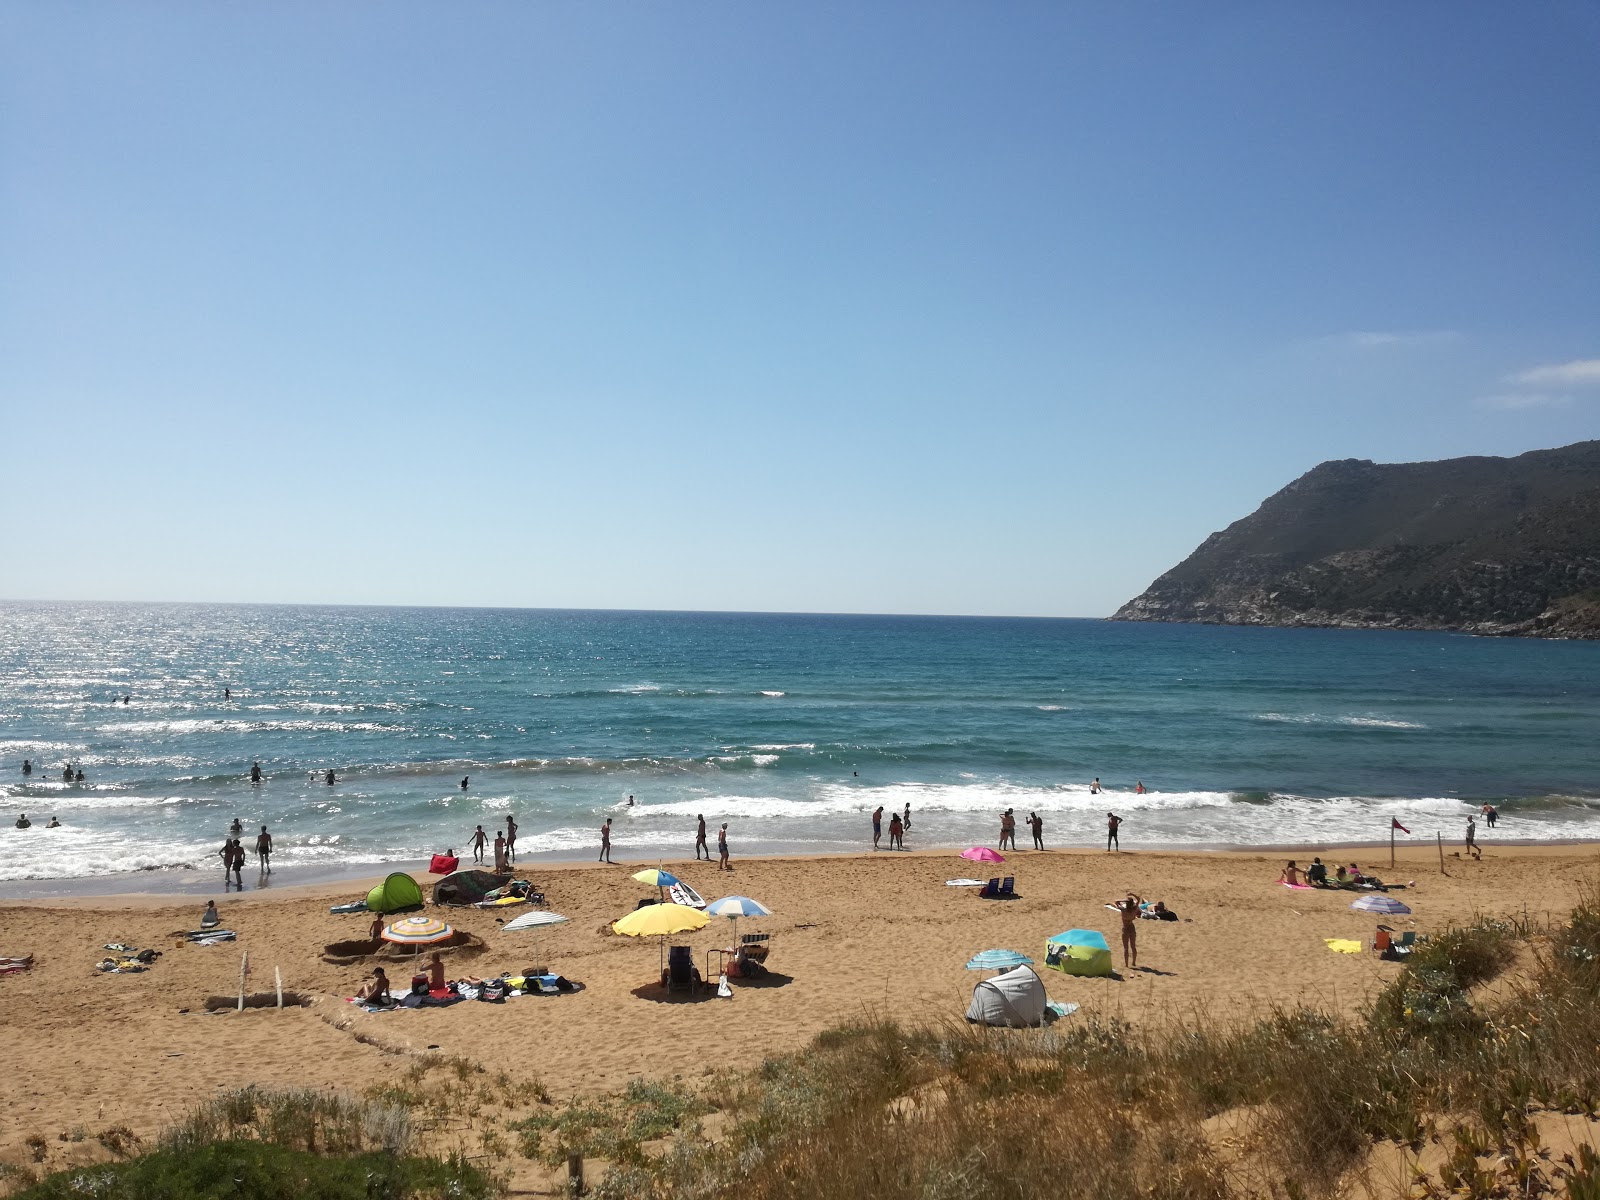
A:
1111,441,1600,639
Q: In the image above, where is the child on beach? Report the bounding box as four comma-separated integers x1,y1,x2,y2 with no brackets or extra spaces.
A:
888,811,903,849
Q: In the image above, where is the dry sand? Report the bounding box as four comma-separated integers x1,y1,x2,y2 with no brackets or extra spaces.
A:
2,842,1595,1177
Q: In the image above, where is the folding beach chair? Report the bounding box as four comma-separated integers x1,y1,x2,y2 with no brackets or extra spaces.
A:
999,877,1016,898
978,878,1001,899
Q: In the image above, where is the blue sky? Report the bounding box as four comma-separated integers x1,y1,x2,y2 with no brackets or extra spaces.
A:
3,3,1597,616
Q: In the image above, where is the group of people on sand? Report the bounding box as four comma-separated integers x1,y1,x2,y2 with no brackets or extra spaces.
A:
995,808,1123,852
219,818,273,888
1277,857,1395,890
468,816,519,872
870,803,913,850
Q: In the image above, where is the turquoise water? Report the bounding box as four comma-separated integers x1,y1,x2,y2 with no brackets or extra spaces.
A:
2,601,1599,883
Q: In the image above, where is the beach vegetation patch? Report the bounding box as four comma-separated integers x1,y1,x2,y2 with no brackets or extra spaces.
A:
7,1140,492,1200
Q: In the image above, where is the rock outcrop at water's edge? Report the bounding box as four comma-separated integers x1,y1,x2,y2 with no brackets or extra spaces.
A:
1111,440,1600,640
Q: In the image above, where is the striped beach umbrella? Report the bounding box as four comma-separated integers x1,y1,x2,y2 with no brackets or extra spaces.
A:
705,894,772,943
964,948,1034,972
1351,895,1411,915
381,915,454,949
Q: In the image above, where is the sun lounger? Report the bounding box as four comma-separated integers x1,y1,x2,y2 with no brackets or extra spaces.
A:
662,945,701,993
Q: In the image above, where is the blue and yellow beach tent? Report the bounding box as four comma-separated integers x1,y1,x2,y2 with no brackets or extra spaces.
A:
1044,929,1113,977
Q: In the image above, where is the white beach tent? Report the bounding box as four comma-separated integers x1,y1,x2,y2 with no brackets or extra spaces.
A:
965,963,1048,1028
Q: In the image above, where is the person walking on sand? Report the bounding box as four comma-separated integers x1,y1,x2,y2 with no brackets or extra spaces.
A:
1465,816,1480,860
888,810,903,849
505,815,518,863
493,832,507,873
599,818,613,864
1029,811,1044,850
871,805,884,850
1111,893,1143,968
255,825,272,874
695,814,709,860
470,825,487,863
1106,811,1121,852
718,823,730,871
998,808,1017,851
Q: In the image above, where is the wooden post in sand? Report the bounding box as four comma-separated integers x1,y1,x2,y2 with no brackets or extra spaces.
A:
566,1152,585,1195
1390,822,1396,869
275,966,283,1009
238,951,249,1011
1437,832,1447,875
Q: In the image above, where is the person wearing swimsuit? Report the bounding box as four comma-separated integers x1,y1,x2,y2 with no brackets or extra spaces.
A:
1111,893,1143,968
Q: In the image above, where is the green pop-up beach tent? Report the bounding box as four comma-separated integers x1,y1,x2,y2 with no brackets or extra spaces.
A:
1043,929,1113,977
366,872,424,914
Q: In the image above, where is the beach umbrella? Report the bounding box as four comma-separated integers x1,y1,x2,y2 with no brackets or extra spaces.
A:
501,909,570,962
632,866,681,902
961,847,1005,864
965,948,1034,973
705,894,772,944
613,901,710,974
1351,895,1411,915
381,915,454,954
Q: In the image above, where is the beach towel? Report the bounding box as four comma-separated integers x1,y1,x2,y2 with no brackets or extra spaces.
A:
1045,1001,1079,1019
1281,882,1313,890
187,931,237,945
1324,938,1363,954
946,878,985,887
429,853,459,875
329,901,368,915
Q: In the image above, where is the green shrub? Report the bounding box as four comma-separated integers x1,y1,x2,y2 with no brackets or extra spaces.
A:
10,1140,493,1200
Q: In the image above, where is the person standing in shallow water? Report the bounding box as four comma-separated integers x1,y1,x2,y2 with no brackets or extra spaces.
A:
250,761,262,784
599,818,613,864
505,815,518,863
871,805,883,850
1106,811,1122,851
695,814,709,860
888,810,903,849
470,825,487,863
1029,811,1044,850
256,825,272,874
998,808,1017,851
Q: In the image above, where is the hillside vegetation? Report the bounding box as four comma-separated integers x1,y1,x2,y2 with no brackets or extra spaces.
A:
1113,440,1600,638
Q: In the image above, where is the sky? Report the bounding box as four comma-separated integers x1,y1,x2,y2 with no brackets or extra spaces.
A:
3,3,1598,617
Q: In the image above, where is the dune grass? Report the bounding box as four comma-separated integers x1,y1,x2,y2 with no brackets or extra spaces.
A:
575,891,1600,1199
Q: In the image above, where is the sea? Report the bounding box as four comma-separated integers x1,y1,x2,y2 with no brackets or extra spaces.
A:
2,601,1599,889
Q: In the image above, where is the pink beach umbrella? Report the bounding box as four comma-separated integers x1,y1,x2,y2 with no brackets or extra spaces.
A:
961,847,1005,864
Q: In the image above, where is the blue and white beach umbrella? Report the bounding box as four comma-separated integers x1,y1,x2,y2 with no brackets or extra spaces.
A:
705,894,772,942
964,948,1035,973
1351,895,1411,915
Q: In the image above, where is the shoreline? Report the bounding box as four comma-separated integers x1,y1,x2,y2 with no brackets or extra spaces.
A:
1,835,1591,904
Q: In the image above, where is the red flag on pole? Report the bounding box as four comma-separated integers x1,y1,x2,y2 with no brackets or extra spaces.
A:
1391,818,1410,833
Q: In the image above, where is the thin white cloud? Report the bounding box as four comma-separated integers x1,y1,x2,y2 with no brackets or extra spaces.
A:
1474,392,1572,411
1507,358,1600,387
1320,330,1463,349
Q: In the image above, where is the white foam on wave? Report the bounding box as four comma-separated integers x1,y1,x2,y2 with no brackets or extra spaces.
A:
1036,705,1066,712
608,683,662,695
1255,712,1426,730
747,743,815,751
95,718,408,735
760,691,785,698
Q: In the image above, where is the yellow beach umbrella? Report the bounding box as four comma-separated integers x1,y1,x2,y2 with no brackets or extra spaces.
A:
613,902,709,974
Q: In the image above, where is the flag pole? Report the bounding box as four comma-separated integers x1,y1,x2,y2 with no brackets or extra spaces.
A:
1390,821,1395,869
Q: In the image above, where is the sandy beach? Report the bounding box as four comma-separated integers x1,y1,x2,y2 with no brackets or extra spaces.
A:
3,841,1596,1184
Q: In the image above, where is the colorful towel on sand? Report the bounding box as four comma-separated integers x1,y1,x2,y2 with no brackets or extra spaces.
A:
1324,938,1363,954
946,878,985,887
1281,882,1313,890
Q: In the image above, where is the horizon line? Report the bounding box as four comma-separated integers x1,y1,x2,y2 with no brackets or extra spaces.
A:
0,595,1114,622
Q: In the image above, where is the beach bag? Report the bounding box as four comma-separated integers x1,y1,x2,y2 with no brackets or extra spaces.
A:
410,973,430,996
